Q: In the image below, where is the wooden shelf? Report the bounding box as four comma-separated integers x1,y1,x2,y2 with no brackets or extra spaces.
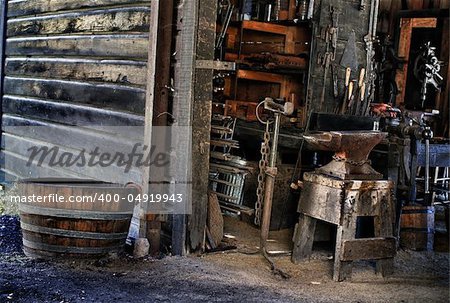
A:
224,99,259,122
241,20,290,35
237,69,284,84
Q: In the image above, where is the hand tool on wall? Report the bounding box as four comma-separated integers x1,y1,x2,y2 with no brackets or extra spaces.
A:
338,30,358,114
332,63,339,98
215,0,234,59
338,67,351,114
318,6,339,112
340,30,358,72
413,42,443,109
307,0,315,19
346,81,355,114
362,0,379,116
319,52,332,110
355,68,365,115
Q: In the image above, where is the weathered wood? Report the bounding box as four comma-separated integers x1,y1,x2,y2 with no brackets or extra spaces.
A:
18,181,135,258
333,200,357,282
188,0,216,253
0,0,7,148
170,0,198,255
237,69,285,84
138,0,158,242
6,34,149,59
2,114,143,156
1,133,142,185
5,58,147,87
298,173,343,225
152,0,173,126
8,0,151,17
4,76,146,114
7,6,151,37
0,150,82,180
341,237,396,261
2,95,144,127
291,214,317,263
400,206,435,251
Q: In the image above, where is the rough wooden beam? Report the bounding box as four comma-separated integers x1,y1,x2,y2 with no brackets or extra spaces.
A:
189,0,216,253
139,0,159,239
171,0,199,256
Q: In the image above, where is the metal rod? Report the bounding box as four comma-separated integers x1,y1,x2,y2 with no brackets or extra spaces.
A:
260,112,281,251
425,138,430,194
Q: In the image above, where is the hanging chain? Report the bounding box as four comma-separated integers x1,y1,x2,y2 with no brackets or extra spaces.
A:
255,122,271,226
332,154,372,166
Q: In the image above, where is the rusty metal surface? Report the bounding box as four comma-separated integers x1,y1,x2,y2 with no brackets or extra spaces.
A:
303,131,387,179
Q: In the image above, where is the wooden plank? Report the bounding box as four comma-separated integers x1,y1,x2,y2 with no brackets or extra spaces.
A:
2,95,144,127
237,69,285,84
153,0,173,126
398,18,413,58
298,174,343,226
189,0,216,253
341,238,396,261
8,0,151,17
0,150,83,180
291,214,317,263
411,17,437,27
0,0,7,149
6,34,149,59
5,57,147,87
7,6,151,37
406,0,424,10
138,0,158,241
436,18,450,138
3,76,146,114
396,18,412,105
171,0,199,255
242,20,288,35
1,133,142,184
2,114,143,154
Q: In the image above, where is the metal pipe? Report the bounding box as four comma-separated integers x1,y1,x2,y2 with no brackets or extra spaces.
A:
425,138,430,194
372,0,379,38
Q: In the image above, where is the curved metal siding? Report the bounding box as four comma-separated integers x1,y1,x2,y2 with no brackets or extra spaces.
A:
1,0,152,184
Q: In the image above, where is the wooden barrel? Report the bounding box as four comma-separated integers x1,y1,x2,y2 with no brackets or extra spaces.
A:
18,180,137,258
400,206,435,251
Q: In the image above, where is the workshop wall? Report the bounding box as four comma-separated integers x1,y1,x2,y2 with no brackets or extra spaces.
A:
1,0,152,183
307,0,372,114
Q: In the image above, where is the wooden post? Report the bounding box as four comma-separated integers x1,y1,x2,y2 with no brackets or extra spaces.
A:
140,0,160,239
189,0,217,253
171,0,199,256
291,214,317,263
145,0,175,256
0,0,7,150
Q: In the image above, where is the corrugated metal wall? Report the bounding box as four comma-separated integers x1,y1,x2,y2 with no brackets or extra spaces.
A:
1,0,152,184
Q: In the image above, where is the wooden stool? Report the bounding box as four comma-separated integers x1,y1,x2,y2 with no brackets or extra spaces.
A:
292,172,397,281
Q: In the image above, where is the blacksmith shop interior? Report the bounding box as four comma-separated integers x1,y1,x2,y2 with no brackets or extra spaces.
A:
0,0,449,302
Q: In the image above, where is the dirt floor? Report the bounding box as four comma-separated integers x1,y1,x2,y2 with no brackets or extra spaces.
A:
0,214,449,303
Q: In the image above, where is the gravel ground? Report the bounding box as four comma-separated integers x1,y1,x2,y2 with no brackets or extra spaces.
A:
0,212,448,303
0,216,22,255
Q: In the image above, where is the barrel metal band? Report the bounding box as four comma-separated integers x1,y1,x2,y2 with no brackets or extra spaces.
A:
21,222,128,240
19,204,132,220
22,239,124,254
